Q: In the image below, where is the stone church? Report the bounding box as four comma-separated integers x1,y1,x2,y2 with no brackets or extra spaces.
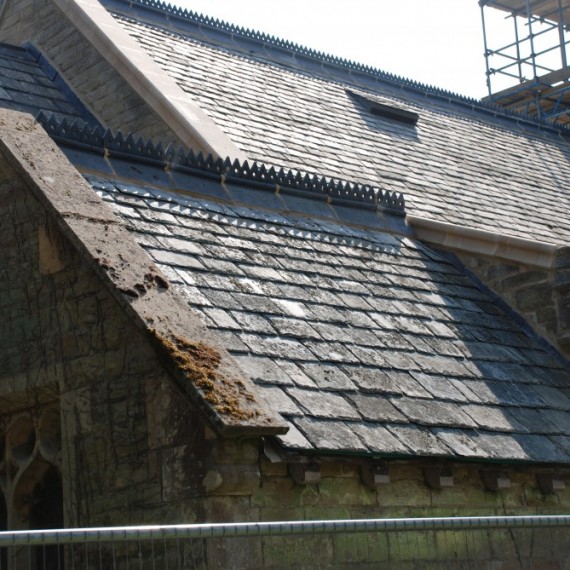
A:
0,0,570,566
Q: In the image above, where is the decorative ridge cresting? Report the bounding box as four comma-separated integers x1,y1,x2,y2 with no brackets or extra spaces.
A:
103,0,570,136
36,112,405,214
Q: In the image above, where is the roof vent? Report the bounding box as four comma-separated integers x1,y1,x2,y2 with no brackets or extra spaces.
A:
347,89,419,126
369,101,418,125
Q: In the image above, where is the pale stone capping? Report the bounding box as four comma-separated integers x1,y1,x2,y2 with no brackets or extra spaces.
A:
408,214,562,269
53,0,247,161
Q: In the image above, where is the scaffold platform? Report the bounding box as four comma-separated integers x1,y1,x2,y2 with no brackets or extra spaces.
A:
481,0,570,124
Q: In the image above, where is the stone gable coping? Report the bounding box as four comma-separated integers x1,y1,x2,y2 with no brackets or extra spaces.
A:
408,215,565,269
51,0,247,161
37,112,407,216
102,0,570,137
0,107,287,437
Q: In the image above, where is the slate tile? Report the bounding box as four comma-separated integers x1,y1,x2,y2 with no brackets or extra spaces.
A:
461,404,516,432
286,388,360,420
200,289,241,310
310,322,353,343
233,355,295,386
258,385,302,415
532,385,570,411
342,367,403,395
178,286,213,307
304,304,347,324
242,334,316,361
391,397,478,428
351,423,409,454
338,310,377,328
272,299,310,318
376,350,422,372
348,394,406,422
371,330,415,353
275,360,317,388
200,257,245,276
410,372,467,402
539,409,570,435
214,330,250,353
431,429,486,458
345,345,390,368
387,425,452,456
268,317,322,340
228,311,276,335
232,292,282,315
514,434,570,463
202,308,241,330
275,422,313,450
304,341,361,364
299,363,356,391
473,432,530,461
412,354,471,377
293,417,368,452
147,248,205,270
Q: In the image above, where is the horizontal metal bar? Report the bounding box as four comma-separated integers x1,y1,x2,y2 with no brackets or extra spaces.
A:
0,516,569,547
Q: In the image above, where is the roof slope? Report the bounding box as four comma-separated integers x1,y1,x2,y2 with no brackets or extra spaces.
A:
78,154,570,465
104,3,570,246
0,43,94,123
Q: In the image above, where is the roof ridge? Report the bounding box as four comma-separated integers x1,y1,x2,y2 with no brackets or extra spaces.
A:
37,112,406,215
102,0,570,137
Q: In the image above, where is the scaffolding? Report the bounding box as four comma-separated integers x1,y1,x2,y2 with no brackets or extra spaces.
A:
480,0,570,124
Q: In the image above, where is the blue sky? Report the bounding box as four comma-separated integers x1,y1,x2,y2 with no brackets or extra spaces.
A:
168,1,511,99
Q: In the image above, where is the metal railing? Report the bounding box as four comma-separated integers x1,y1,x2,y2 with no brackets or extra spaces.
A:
1,515,569,568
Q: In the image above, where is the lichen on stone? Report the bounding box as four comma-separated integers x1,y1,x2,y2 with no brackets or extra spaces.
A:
151,331,256,420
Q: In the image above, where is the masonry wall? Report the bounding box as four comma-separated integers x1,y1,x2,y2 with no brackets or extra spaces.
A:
0,150,212,528
0,0,177,144
457,249,570,363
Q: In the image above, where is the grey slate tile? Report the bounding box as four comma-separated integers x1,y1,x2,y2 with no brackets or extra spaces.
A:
259,385,302,416
275,422,313,450
293,417,368,452
391,397,478,429
461,404,517,432
514,434,570,463
348,394,407,423
234,355,295,386
286,388,359,420
387,425,452,456
298,363,356,391
410,372,468,402
351,423,410,454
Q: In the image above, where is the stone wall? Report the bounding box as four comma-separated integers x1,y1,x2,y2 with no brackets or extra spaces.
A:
0,0,178,144
457,249,570,360
0,149,201,528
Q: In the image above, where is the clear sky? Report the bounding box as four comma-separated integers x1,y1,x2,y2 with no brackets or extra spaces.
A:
168,0,509,99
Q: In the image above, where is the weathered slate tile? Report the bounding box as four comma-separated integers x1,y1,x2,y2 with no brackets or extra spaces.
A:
293,418,368,452
351,423,409,454
258,385,303,415
234,355,295,386
391,397,478,428
387,425,452,456
348,394,406,422
298,363,356,391
286,388,359,420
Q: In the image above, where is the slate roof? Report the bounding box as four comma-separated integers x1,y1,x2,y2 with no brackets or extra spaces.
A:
102,1,570,246
0,43,95,123
63,141,570,465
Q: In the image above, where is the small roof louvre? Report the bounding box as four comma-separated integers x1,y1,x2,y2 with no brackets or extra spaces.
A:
346,89,419,126
369,102,419,125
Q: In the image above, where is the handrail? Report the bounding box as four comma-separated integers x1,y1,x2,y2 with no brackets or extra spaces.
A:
1,515,569,546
